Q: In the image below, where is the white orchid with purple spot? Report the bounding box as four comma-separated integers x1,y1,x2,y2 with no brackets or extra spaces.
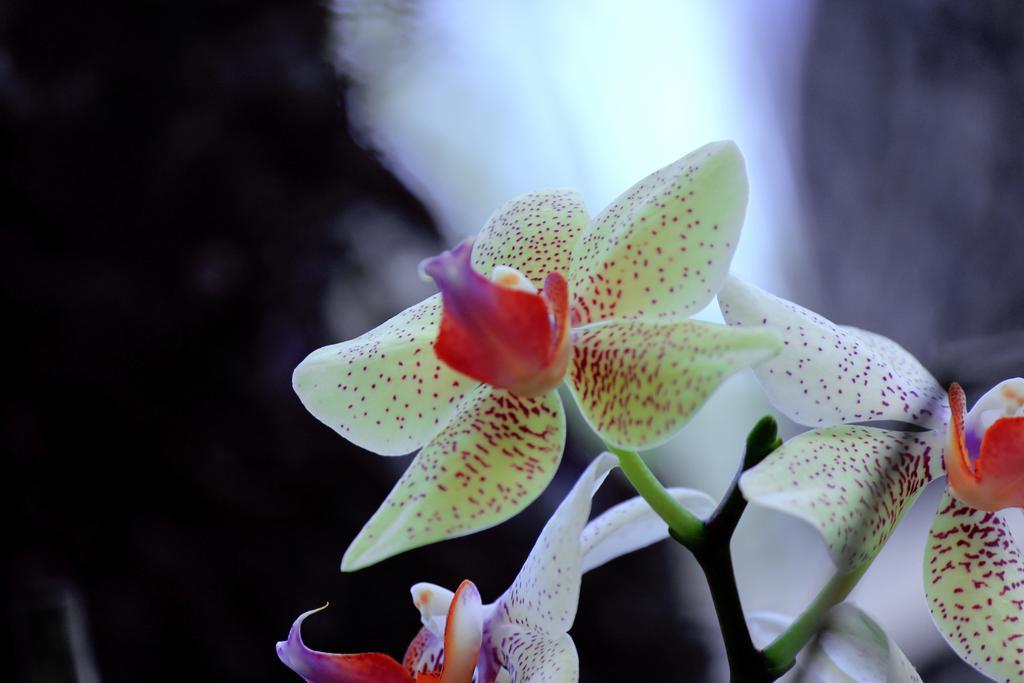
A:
719,275,1024,682
277,452,715,683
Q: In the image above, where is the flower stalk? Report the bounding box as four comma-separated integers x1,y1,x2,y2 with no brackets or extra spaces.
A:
610,416,860,682
609,445,706,546
761,563,869,673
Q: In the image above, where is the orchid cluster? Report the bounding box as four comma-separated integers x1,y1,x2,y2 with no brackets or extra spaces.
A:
280,141,1023,682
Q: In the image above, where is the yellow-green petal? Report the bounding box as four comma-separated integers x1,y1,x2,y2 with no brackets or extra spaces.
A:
568,141,748,324
740,425,945,571
566,319,781,449
472,190,589,287
924,488,1024,682
341,386,566,571
293,294,474,456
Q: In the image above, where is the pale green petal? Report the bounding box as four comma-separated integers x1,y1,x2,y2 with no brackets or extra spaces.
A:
924,487,1024,682
293,293,475,456
740,425,945,571
718,275,948,430
580,487,715,572
472,190,589,287
341,386,566,570
566,319,781,449
568,141,747,324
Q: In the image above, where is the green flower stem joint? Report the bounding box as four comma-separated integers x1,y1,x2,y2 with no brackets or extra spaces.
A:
611,417,876,683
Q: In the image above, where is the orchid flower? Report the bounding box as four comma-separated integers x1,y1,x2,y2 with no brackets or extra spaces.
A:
277,452,716,683
749,604,921,682
294,142,781,570
718,275,1024,682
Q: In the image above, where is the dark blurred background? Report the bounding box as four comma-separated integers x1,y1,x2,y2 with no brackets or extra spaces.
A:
3,1,1022,681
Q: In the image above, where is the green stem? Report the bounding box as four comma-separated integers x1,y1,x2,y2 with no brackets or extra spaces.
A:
608,443,772,682
692,542,774,682
607,416,871,681
608,445,706,546
761,563,870,672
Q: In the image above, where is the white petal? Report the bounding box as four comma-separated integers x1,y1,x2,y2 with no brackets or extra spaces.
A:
580,488,715,573
718,276,948,429
410,582,454,639
746,606,921,683
494,453,618,635
489,626,578,683
965,377,1024,437
816,604,921,683
746,611,793,649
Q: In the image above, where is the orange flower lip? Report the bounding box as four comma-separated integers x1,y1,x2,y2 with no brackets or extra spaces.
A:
945,381,1024,511
420,239,570,397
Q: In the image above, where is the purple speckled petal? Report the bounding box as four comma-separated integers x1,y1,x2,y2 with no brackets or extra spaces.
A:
580,487,716,572
924,488,1024,682
276,606,413,683
401,626,444,678
472,191,589,287
567,319,781,449
293,294,475,456
488,627,578,683
740,425,946,571
568,142,748,324
416,455,618,682
492,452,617,636
718,276,948,429
342,386,566,571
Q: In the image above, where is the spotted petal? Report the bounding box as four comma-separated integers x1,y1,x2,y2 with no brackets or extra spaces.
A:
740,425,945,571
402,627,444,678
580,487,716,572
567,319,781,449
568,141,748,324
293,294,474,456
472,190,589,287
489,626,578,683
718,276,948,430
494,452,617,635
924,488,1024,682
342,386,566,571
277,607,413,683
